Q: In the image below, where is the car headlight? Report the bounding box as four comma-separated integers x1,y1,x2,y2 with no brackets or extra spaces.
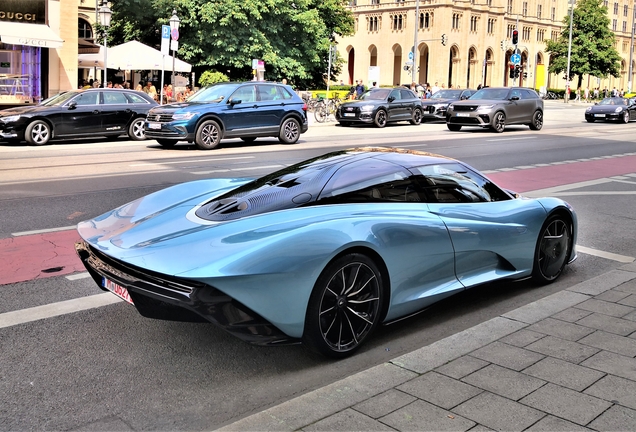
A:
477,105,494,110
585,107,592,112
0,115,20,123
614,107,623,113
448,104,454,110
172,112,196,120
360,105,375,112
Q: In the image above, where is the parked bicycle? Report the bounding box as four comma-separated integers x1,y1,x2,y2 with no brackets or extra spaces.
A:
314,96,342,123
542,91,558,100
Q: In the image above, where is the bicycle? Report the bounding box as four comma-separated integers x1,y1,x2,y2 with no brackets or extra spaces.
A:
542,91,558,100
314,96,342,123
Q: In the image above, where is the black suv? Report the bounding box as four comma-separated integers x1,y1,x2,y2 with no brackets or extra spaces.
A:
144,82,309,150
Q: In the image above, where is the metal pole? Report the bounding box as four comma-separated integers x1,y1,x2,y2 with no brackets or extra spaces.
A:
565,0,575,103
629,8,635,93
103,27,108,88
412,0,420,83
172,50,175,93
326,45,333,105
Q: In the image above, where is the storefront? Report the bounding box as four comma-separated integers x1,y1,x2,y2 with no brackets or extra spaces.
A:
0,0,64,106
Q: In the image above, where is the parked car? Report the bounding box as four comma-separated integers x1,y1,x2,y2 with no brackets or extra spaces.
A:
143,81,308,150
335,87,423,127
75,147,577,358
446,87,544,133
584,97,636,123
0,88,157,145
421,89,476,121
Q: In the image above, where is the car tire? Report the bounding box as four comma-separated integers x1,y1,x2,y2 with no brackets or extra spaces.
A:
128,117,146,141
622,111,630,124
278,117,301,144
195,119,221,150
25,120,51,146
303,253,384,358
156,139,177,148
374,110,387,128
529,110,543,131
531,213,573,284
491,111,506,133
447,124,462,131
240,137,257,143
586,118,595,123
409,108,423,125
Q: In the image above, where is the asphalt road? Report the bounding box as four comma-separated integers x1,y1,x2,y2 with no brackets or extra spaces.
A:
1,101,635,430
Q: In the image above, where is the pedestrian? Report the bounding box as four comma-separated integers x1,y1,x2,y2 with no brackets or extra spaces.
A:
135,81,143,91
431,81,440,95
355,79,365,97
584,87,590,102
477,83,482,90
593,87,599,100
574,87,580,102
371,81,378,89
143,81,158,101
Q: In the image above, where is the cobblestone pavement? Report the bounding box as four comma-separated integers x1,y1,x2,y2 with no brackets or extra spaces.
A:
219,262,636,431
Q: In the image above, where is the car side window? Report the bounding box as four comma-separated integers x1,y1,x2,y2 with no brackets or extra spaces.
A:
276,86,294,100
510,89,522,99
389,89,401,101
125,93,148,104
71,92,99,106
231,85,256,103
522,89,539,99
103,91,129,105
257,84,278,101
400,89,415,100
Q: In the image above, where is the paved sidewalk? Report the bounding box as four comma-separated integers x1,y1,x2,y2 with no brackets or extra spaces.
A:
219,262,636,431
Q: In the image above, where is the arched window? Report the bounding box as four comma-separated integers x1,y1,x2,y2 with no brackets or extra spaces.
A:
79,18,93,40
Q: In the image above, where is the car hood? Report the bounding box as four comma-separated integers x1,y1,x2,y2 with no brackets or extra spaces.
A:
148,100,223,114
340,100,384,108
422,98,455,105
589,105,627,113
450,99,505,106
0,105,53,116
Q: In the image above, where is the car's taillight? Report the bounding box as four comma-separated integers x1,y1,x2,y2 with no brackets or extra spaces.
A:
302,103,308,112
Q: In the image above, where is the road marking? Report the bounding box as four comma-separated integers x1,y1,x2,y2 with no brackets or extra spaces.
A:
577,246,634,263
12,225,76,237
487,137,536,142
129,156,254,167
66,272,90,281
0,293,122,329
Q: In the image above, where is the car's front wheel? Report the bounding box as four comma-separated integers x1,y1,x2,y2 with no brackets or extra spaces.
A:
25,120,51,145
531,214,573,284
447,124,462,131
622,111,630,124
374,110,387,128
156,139,177,148
303,253,384,358
128,117,146,141
409,108,423,125
491,111,506,133
529,110,543,131
195,120,221,150
279,117,300,144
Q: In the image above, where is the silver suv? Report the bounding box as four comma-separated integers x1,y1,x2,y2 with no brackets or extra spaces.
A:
446,87,543,133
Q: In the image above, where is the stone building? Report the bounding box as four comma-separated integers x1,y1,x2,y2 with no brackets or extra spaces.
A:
335,0,636,94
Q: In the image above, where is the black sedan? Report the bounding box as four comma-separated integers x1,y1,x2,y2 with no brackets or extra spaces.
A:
335,87,423,127
585,97,636,123
421,89,476,121
0,88,158,145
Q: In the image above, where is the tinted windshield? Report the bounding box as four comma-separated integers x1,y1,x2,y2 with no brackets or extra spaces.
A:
431,90,462,99
598,98,627,106
469,88,510,100
358,89,391,100
187,84,237,102
40,91,78,106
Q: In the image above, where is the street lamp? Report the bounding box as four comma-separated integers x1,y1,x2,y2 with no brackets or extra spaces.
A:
98,1,112,88
565,0,575,103
169,9,180,91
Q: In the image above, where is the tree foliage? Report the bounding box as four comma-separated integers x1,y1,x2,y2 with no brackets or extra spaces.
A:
107,0,354,88
545,0,622,88
199,70,230,86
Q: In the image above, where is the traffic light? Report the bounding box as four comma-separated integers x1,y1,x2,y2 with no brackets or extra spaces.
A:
523,72,528,79
514,64,521,78
512,29,519,45
509,64,515,79
441,34,447,46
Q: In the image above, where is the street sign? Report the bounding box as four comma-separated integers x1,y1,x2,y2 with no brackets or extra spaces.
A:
171,28,179,41
510,53,521,65
161,25,170,55
408,51,414,60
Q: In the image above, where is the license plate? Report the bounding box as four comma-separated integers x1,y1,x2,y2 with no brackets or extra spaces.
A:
456,113,469,117
103,277,134,305
147,122,161,130
343,113,355,117
594,114,605,118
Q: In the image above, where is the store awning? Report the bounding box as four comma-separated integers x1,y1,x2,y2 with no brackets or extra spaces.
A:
0,21,64,49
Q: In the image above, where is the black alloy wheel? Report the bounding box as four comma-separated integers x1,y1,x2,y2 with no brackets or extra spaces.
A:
25,120,52,145
195,119,222,150
531,214,573,284
529,110,543,131
622,111,630,124
128,118,147,140
374,110,387,128
278,117,301,144
410,108,423,125
303,253,384,358
491,111,506,133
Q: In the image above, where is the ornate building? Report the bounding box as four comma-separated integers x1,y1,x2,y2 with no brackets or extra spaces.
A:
335,0,636,93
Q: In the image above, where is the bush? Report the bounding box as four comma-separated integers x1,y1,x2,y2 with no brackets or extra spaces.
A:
199,71,230,87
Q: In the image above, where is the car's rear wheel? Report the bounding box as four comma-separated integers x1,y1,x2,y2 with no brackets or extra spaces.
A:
278,117,300,144
529,110,543,130
195,120,221,150
25,120,51,145
128,117,146,141
491,111,506,133
240,137,256,143
156,139,177,148
409,108,423,125
622,111,630,124
531,214,573,284
374,110,387,128
303,253,384,358
447,124,462,131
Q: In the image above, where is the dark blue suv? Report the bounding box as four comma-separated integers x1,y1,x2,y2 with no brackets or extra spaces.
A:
144,82,308,150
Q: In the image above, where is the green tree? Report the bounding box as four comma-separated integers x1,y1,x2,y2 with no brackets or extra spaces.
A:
545,0,621,89
107,0,354,88
199,70,230,86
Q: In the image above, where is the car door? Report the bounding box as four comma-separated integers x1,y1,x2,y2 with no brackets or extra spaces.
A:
253,84,286,133
222,84,260,137
101,90,134,135
386,89,404,120
401,89,419,119
505,88,527,123
413,163,547,288
57,91,103,136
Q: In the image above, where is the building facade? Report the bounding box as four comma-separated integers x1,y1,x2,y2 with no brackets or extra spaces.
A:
336,0,636,94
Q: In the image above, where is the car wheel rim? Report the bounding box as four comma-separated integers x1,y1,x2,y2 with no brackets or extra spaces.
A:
202,123,218,146
284,120,299,141
538,219,570,280
133,120,145,139
534,112,543,129
495,113,505,132
624,112,629,123
377,112,386,126
318,262,380,352
414,110,422,123
32,123,49,144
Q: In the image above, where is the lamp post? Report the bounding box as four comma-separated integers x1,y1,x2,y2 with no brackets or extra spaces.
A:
169,9,180,91
411,0,420,83
629,9,635,93
565,0,575,103
98,1,112,88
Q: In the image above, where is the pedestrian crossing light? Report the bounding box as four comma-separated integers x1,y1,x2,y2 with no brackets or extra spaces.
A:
441,34,447,46
512,29,519,45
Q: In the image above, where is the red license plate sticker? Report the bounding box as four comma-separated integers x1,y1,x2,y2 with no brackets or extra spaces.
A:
103,277,134,305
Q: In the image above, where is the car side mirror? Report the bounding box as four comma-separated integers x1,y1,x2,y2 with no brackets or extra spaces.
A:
229,99,242,106
510,95,520,101
67,101,77,109
460,95,468,100
388,96,395,102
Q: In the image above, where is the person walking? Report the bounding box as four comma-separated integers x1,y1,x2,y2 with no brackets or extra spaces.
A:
584,87,590,103
574,87,581,102
355,79,365,97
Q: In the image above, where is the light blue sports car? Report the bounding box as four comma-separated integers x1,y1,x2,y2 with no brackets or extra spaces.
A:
75,147,577,358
